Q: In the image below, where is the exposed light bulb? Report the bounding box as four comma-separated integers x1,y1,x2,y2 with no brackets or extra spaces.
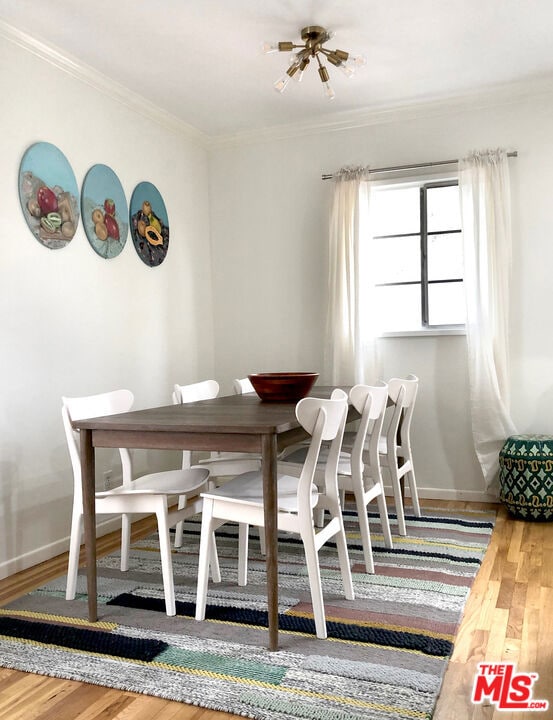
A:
273,74,291,93
323,81,335,100
261,41,279,54
351,54,367,67
338,62,355,78
274,60,301,92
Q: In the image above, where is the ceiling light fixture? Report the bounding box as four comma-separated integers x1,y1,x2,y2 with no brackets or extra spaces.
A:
262,26,366,100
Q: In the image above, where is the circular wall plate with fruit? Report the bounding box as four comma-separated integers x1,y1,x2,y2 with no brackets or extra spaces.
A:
81,164,128,259
129,181,169,267
18,141,80,250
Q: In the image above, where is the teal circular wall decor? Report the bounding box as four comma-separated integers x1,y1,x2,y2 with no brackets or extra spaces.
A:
19,141,80,249
81,164,128,259
129,181,169,267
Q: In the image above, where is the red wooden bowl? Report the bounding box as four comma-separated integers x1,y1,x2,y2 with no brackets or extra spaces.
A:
248,372,319,402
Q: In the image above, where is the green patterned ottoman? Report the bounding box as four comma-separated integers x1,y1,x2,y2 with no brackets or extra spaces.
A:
499,435,553,520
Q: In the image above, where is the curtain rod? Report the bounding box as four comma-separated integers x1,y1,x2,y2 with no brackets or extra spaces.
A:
321,151,518,180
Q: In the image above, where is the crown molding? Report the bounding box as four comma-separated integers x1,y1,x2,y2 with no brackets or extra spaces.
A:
208,74,553,149
0,19,210,148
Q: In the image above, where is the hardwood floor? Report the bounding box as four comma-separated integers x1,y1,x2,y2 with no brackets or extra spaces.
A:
433,501,553,720
0,500,551,719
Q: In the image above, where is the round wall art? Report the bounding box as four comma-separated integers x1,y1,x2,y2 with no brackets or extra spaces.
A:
81,164,128,259
129,181,169,267
18,141,80,249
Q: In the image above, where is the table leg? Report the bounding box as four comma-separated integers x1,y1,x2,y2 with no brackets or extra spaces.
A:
80,428,97,621
261,433,278,650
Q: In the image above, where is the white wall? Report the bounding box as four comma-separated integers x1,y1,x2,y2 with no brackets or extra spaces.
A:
209,93,553,500
0,36,214,576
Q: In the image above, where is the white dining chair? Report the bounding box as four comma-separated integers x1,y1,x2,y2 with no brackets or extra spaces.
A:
279,383,392,573
233,377,255,395
173,378,261,478
62,389,220,616
379,374,421,536
172,379,262,549
195,389,354,639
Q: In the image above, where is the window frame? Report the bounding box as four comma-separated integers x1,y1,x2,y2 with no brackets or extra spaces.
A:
370,176,465,336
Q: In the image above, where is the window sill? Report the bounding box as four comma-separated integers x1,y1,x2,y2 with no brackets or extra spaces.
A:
378,326,466,338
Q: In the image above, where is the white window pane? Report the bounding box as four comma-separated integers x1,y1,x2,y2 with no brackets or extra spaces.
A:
427,185,461,232
428,282,465,325
427,232,463,281
374,236,420,283
372,187,419,236
374,284,422,332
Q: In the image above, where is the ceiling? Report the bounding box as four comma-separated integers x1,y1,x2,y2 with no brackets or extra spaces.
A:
2,0,553,139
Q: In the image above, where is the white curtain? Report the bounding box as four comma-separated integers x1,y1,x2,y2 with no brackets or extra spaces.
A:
324,169,378,385
459,148,517,491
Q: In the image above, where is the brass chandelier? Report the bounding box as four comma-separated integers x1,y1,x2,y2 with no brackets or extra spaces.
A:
262,26,366,100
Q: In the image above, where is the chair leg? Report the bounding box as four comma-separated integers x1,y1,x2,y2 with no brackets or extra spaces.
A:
173,496,186,548
195,498,216,621
155,504,176,617
120,513,131,572
407,467,421,517
66,511,83,600
258,526,266,555
388,464,407,536
353,488,375,574
301,530,327,639
332,518,355,600
209,532,221,583
376,490,393,549
238,523,249,586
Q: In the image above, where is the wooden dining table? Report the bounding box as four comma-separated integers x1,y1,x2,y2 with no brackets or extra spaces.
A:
73,387,345,650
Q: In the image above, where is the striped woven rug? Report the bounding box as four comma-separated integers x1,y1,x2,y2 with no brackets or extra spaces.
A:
0,505,495,720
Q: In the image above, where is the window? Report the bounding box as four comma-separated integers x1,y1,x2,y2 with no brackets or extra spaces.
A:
370,179,464,334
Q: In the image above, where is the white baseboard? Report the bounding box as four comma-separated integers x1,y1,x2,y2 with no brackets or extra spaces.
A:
383,484,499,504
0,517,121,581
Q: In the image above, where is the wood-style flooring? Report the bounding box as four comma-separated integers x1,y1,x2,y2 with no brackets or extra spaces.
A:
0,500,551,720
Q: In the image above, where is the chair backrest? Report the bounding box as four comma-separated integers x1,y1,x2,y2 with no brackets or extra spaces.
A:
385,374,419,451
349,382,389,477
233,377,254,395
295,389,348,518
173,379,219,405
62,389,134,502
172,380,220,468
